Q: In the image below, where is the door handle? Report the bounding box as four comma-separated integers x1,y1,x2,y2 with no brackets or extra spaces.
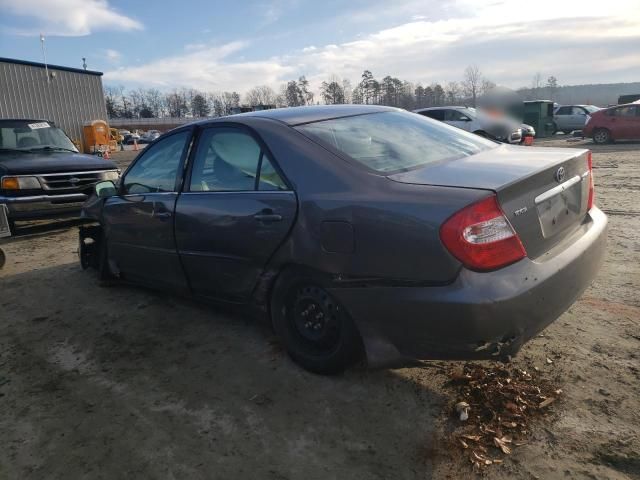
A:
152,203,172,220
254,209,282,222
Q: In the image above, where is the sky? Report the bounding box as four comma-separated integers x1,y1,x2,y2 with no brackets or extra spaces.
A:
0,0,639,96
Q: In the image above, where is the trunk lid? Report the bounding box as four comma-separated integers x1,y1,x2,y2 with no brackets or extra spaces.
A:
388,144,592,258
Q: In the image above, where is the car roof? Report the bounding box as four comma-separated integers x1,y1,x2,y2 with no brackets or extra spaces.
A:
413,106,469,112
193,104,399,127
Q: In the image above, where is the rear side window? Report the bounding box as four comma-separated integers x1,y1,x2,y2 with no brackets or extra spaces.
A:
444,109,470,121
189,128,286,192
556,106,571,115
296,111,496,174
419,110,444,121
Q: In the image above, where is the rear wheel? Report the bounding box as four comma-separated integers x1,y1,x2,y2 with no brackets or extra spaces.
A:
271,272,362,374
593,128,611,144
0,248,5,269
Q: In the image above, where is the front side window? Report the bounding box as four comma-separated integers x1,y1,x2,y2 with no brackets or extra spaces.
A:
297,111,496,174
556,106,571,115
190,128,286,192
613,106,638,118
123,130,190,194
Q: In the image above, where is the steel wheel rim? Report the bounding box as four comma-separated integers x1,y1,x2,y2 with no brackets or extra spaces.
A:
288,286,341,355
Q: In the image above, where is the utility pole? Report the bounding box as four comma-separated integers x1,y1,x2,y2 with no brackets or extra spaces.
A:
82,57,87,70
40,33,49,83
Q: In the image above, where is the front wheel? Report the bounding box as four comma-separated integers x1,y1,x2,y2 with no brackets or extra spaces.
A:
271,274,362,375
593,128,611,144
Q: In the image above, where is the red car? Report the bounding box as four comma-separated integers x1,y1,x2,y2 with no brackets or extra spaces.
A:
583,103,640,144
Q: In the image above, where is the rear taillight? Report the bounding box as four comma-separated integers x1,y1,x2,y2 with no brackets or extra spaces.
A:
587,151,595,210
440,195,526,271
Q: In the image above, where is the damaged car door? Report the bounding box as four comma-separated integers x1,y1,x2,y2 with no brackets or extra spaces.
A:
174,126,296,301
102,129,192,291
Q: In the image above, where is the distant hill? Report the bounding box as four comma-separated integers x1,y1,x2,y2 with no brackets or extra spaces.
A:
516,82,640,106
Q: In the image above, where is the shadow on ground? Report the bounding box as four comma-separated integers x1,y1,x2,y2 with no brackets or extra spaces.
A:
0,263,445,480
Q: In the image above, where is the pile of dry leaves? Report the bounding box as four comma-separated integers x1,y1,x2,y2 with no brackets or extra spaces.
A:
445,363,562,470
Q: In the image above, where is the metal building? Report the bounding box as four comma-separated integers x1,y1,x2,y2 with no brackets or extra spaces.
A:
0,57,107,146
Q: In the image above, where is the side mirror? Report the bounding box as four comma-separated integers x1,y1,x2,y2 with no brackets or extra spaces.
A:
95,180,117,198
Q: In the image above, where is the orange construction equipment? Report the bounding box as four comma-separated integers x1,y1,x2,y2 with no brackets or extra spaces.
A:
83,120,110,154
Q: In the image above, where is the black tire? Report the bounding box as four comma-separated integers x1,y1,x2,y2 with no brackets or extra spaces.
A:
593,128,611,144
0,248,5,269
270,270,362,375
552,123,558,134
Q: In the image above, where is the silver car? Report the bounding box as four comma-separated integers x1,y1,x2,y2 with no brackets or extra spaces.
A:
553,105,600,134
414,106,522,144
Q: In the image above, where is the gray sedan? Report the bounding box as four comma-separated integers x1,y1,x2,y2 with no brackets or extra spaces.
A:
80,105,607,374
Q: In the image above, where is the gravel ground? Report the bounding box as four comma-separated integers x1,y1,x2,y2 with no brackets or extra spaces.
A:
0,138,638,479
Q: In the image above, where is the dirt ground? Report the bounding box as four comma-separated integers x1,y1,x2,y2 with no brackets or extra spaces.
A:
1,137,638,479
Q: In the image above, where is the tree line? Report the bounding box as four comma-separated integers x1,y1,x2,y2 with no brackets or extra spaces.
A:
105,65,559,119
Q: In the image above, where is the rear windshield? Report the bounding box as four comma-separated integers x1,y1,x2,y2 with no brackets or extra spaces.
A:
296,111,496,173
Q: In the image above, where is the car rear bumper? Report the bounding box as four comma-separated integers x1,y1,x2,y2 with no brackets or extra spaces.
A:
0,193,87,220
329,207,608,367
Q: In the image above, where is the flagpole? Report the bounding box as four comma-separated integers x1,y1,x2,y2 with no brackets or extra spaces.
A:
40,33,49,83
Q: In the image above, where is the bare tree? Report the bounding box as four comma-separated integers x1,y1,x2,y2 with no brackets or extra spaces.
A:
245,85,277,106
462,65,482,107
481,79,496,95
531,72,543,90
445,81,460,105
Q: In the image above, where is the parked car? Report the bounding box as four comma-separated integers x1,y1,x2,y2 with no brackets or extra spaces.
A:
140,130,161,142
553,105,600,134
583,103,640,144
413,106,522,143
79,105,607,374
124,135,150,145
0,119,119,234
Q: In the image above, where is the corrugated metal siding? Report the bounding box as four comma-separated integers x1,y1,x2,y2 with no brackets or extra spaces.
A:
0,60,107,146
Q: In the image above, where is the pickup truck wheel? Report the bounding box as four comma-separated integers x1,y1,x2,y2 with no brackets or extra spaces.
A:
271,273,362,375
593,128,611,144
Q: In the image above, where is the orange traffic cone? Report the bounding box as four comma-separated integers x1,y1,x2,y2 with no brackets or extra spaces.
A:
133,139,138,151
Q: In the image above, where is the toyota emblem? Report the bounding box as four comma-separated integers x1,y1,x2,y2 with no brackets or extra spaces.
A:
555,166,566,183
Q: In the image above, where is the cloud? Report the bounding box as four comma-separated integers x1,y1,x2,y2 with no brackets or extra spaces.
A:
105,0,640,95
104,48,121,62
0,0,143,36
104,41,295,93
